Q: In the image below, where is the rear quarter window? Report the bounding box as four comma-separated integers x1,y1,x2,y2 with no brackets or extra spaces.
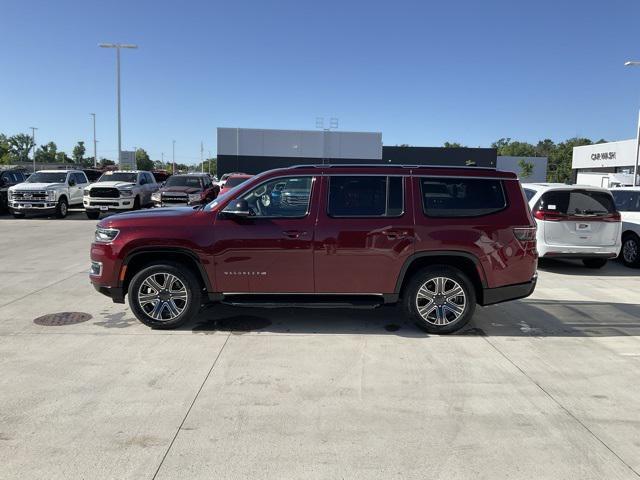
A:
420,177,507,217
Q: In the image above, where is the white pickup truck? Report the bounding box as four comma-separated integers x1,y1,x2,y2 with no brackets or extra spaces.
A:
83,170,158,219
8,169,89,218
610,187,640,267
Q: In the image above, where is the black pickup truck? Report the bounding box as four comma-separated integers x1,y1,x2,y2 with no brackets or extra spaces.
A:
0,170,27,212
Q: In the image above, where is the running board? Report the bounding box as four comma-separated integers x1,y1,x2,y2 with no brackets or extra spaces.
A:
220,294,384,309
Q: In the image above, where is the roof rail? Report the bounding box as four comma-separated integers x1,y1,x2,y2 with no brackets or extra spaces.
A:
288,163,497,170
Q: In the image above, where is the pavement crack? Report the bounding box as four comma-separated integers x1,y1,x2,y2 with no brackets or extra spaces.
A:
0,269,86,310
151,333,231,480
482,335,640,479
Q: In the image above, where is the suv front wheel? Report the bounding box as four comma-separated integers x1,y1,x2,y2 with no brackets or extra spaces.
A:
128,262,202,329
404,266,476,334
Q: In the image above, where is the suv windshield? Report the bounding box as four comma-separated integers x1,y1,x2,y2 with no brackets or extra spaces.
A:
98,172,138,183
165,176,203,188
538,189,616,215
27,172,67,183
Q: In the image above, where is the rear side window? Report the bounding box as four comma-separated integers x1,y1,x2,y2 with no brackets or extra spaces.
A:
420,177,507,217
327,176,404,217
523,188,536,202
611,190,640,212
536,190,616,215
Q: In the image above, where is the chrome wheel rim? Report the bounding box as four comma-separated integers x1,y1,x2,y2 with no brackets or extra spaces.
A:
138,272,189,321
60,202,67,216
415,277,466,326
623,239,638,263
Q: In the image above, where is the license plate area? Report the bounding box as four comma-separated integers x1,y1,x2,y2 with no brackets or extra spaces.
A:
100,206,109,211
576,223,591,232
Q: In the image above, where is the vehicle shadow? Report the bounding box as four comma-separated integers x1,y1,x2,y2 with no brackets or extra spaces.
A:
537,258,640,276
185,298,640,338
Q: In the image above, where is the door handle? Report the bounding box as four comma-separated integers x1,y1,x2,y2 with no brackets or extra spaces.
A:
282,230,306,239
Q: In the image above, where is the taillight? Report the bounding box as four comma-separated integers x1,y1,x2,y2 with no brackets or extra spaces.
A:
513,226,537,242
533,210,565,221
602,212,621,222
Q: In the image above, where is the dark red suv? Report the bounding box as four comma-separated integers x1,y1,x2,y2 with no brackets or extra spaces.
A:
90,165,537,334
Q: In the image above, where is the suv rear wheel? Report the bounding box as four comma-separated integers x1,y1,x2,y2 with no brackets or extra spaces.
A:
55,197,68,218
404,266,476,334
128,262,201,329
621,233,640,268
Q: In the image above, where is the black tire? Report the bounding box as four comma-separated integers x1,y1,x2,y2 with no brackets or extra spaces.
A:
620,233,640,268
12,211,25,218
55,197,68,218
133,196,141,210
128,262,202,329
582,258,608,269
86,211,100,220
404,266,476,334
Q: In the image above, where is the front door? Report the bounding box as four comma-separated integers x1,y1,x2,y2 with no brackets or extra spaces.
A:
314,174,415,294
211,175,318,293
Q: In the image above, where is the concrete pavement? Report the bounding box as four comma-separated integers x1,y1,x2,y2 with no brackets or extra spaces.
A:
1,214,639,479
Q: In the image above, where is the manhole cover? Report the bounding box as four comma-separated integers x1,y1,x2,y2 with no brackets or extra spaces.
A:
34,312,92,326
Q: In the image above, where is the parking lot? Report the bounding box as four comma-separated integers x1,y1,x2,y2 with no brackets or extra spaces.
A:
1,211,640,479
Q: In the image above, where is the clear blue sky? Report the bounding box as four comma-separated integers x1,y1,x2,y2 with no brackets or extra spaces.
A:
2,0,640,164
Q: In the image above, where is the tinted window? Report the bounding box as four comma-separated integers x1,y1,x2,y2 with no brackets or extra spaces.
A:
74,172,87,184
225,177,249,188
165,176,203,188
328,176,404,217
421,177,507,217
98,172,138,183
612,190,640,212
27,172,67,183
524,188,536,202
238,176,312,218
537,189,616,215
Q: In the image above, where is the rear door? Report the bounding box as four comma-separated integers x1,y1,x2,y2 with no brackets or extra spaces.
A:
314,174,414,294
537,189,619,246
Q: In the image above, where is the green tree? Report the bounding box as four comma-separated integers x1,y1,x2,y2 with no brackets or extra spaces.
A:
99,158,115,168
547,137,593,183
34,142,58,163
8,133,35,163
443,142,466,148
72,141,86,164
491,138,536,157
56,151,71,163
518,159,534,179
0,134,10,164
135,148,154,171
198,157,217,175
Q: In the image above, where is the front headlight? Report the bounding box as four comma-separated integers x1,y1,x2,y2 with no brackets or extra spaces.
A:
188,193,201,203
83,188,90,196
8,190,14,199
151,192,161,202
119,189,134,197
47,190,56,201
95,227,120,243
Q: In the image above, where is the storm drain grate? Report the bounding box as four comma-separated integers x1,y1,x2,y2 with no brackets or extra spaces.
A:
33,312,92,326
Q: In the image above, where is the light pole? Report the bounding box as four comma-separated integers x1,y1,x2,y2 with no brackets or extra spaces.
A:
624,60,640,186
99,43,138,168
29,127,38,172
172,140,176,174
90,113,97,168
200,141,204,173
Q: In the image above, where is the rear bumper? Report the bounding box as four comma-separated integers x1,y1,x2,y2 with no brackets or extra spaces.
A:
538,242,621,258
481,275,537,306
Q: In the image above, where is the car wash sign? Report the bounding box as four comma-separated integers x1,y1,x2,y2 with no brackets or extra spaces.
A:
572,139,636,169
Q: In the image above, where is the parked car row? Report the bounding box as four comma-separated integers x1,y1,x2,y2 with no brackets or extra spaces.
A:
3,169,234,219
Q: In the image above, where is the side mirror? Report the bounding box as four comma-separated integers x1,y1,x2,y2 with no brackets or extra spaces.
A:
68,178,76,186
223,199,250,217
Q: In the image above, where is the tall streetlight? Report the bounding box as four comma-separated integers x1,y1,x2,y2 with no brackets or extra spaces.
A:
29,127,38,173
172,140,176,174
90,113,97,168
99,43,138,168
624,60,640,186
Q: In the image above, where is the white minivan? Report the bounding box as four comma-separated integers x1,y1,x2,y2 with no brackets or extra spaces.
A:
523,183,622,268
610,187,640,267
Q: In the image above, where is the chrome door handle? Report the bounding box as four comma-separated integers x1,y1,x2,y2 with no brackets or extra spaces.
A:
282,230,306,239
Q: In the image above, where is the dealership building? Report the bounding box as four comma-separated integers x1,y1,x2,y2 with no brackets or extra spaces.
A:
572,139,639,186
217,128,548,181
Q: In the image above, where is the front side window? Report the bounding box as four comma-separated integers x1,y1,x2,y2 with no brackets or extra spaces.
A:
421,177,507,217
612,190,640,212
327,176,404,217
523,188,536,202
240,176,313,218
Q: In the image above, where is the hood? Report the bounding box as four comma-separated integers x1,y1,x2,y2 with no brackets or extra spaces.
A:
99,206,199,228
89,181,135,188
10,182,64,191
160,186,201,194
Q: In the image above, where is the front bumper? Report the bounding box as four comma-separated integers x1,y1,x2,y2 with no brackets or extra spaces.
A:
481,275,537,306
9,201,57,212
93,284,125,304
84,197,134,211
